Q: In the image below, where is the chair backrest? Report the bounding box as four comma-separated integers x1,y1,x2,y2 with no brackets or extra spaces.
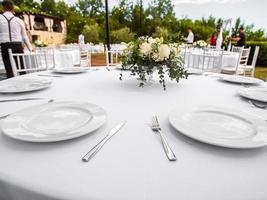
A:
8,49,48,77
251,46,260,68
232,46,244,53
184,48,203,69
36,47,55,69
239,47,251,66
202,48,224,72
235,47,251,75
80,50,91,67
105,48,123,67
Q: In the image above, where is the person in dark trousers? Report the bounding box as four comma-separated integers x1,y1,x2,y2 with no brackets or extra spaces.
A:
232,27,246,47
0,0,32,78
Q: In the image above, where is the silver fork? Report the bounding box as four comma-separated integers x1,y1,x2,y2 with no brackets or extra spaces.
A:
249,100,267,109
151,116,177,161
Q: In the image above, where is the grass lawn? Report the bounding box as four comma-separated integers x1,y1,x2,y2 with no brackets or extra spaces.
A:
255,67,267,81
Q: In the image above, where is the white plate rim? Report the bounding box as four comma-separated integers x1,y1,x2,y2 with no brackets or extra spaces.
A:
169,106,267,149
0,77,52,93
0,101,107,142
237,87,267,103
52,67,88,74
220,75,263,85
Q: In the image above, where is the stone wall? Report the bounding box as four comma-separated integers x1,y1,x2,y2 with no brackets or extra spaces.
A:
21,13,67,45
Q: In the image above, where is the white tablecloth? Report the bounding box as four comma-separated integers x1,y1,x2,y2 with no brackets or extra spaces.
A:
54,50,80,68
0,70,267,200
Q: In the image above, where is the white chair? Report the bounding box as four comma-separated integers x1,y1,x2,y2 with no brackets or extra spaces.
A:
235,47,251,76
184,48,202,70
105,47,122,67
202,48,224,72
8,49,48,77
221,47,251,75
232,46,244,53
36,47,55,69
0,49,6,80
238,46,260,77
80,50,91,67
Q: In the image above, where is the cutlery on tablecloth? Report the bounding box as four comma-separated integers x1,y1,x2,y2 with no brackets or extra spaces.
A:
0,99,54,120
106,67,111,71
38,74,64,78
249,100,267,109
0,98,43,103
82,121,126,162
151,116,177,161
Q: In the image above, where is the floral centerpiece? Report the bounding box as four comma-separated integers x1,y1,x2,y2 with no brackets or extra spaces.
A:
193,40,208,48
34,40,47,47
120,36,187,90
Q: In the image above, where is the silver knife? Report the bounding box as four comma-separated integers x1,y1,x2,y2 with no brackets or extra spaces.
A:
0,98,43,103
82,121,126,162
38,74,63,78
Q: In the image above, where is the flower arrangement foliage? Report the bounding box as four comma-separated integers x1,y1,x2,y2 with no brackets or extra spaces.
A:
193,40,208,48
34,40,48,47
120,36,187,90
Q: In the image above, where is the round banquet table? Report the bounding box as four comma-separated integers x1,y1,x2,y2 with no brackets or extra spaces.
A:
0,69,267,200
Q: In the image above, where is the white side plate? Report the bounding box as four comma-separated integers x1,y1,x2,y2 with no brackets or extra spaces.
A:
1,101,106,142
52,67,88,74
0,77,52,93
220,75,263,85
238,87,267,103
186,68,203,75
169,106,267,149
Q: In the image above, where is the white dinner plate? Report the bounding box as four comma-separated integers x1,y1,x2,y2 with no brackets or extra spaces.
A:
0,77,52,93
220,75,263,85
169,106,267,149
186,68,203,75
238,87,267,103
53,67,88,74
1,101,107,142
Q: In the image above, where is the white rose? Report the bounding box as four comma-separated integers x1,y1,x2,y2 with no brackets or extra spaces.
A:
148,37,156,44
158,44,170,61
139,42,152,56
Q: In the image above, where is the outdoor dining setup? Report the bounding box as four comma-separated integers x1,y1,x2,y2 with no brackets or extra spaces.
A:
0,35,267,199
1,0,267,198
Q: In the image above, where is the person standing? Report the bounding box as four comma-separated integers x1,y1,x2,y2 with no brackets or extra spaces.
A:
0,0,32,78
186,28,194,44
232,27,246,47
78,33,85,45
209,32,217,46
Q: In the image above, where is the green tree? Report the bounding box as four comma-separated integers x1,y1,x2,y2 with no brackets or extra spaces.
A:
55,0,69,19
110,27,135,43
40,0,56,15
83,23,101,43
76,0,104,17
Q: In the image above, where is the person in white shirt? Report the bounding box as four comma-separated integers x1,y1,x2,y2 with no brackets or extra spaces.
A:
78,33,85,45
0,0,32,78
186,28,194,44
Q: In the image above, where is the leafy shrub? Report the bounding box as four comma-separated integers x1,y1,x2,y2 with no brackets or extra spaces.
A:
247,41,267,66
110,27,135,43
83,23,101,44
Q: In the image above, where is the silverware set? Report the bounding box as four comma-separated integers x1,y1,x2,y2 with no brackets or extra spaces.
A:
81,116,177,162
